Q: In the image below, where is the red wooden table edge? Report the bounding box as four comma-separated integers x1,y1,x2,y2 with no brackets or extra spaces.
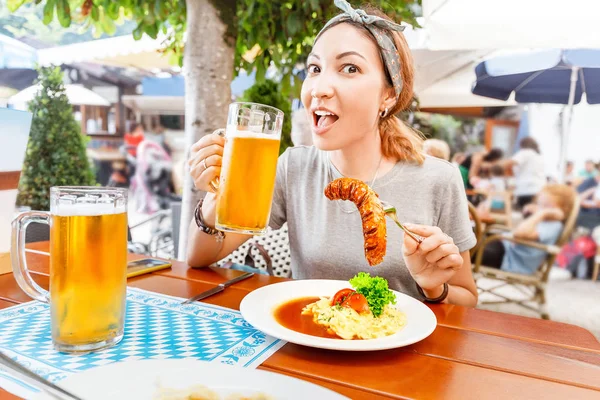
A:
2,261,600,399
14,242,600,353
436,321,600,354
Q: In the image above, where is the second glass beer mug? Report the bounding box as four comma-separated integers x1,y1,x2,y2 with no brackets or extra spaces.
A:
215,102,284,235
11,187,128,353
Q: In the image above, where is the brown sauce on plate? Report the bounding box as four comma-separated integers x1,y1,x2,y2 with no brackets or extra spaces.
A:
274,297,340,339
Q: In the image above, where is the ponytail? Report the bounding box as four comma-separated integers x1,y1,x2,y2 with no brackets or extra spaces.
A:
380,116,424,164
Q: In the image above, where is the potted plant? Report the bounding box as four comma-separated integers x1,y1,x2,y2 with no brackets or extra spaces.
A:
16,66,96,242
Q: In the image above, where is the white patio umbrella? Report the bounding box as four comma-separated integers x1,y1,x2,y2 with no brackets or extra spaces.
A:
422,0,600,50
36,34,172,71
472,49,600,182
8,84,111,109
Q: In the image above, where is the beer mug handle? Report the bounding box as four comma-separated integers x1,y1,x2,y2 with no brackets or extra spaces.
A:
209,128,226,193
11,211,51,304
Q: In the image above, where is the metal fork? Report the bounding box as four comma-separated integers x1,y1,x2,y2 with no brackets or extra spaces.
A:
380,200,424,244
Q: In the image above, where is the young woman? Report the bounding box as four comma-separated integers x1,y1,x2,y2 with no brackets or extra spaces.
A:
478,184,576,275
186,1,478,307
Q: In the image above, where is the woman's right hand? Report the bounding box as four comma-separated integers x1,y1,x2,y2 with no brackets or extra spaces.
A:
188,130,225,193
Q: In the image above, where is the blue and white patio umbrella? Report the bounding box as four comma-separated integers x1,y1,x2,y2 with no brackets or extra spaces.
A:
472,49,600,181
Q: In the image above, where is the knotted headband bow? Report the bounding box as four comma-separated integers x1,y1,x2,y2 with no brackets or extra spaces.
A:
315,0,405,101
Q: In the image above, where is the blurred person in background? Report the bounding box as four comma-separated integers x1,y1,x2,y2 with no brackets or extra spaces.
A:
578,159,599,181
451,152,466,167
564,161,576,186
577,175,600,230
423,138,450,161
459,148,504,190
475,164,508,217
145,124,173,156
503,137,545,210
124,122,145,158
478,184,576,274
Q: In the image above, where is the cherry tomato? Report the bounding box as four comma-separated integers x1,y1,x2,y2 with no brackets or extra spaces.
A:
331,288,354,306
342,293,370,314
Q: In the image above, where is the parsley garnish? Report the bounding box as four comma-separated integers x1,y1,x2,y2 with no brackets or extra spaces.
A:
349,272,396,317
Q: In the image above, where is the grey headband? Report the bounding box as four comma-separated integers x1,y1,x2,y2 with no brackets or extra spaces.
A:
315,0,405,101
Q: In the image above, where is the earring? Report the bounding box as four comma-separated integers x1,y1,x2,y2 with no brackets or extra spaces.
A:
380,107,388,118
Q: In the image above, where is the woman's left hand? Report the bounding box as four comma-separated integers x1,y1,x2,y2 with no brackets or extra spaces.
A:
402,224,463,291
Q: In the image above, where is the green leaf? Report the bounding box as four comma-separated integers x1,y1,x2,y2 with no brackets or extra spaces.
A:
56,0,71,27
286,12,302,36
143,22,158,39
132,22,144,40
7,0,27,12
247,0,256,16
43,0,56,25
281,72,291,95
101,14,116,35
107,3,120,20
293,74,303,97
255,62,266,82
91,4,99,21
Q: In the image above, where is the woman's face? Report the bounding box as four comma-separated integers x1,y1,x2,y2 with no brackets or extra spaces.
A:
537,192,558,209
301,23,394,151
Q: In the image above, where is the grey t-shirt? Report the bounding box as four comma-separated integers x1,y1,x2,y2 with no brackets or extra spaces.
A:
269,146,476,299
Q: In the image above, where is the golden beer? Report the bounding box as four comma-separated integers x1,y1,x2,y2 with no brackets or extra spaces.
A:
12,186,128,353
50,208,127,349
215,133,280,234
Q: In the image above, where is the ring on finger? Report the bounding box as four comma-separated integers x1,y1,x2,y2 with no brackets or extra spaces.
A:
202,158,209,171
208,180,219,193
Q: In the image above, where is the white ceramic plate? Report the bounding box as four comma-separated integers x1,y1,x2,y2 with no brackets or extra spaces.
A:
32,359,348,400
240,280,437,351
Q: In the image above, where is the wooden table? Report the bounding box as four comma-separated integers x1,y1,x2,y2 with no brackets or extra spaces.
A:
1,243,600,399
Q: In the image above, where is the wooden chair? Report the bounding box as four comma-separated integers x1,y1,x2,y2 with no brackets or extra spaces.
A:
468,202,484,257
473,197,580,319
592,226,600,282
469,189,515,229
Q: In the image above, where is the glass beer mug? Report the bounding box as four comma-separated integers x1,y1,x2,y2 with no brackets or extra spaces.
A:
12,187,128,353
214,102,284,235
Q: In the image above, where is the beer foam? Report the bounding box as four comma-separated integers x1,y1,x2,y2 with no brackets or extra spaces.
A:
53,202,126,217
226,128,280,140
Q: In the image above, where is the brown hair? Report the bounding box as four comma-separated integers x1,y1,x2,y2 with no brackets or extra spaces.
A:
540,184,576,221
520,137,540,154
317,5,424,164
490,164,505,177
127,122,143,134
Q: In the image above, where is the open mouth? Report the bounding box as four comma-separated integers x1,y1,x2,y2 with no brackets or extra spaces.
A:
313,110,339,130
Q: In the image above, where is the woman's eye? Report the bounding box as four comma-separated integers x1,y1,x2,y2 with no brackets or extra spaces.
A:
307,64,321,74
342,64,359,74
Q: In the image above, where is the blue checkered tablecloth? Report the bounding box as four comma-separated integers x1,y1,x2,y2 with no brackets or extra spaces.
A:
0,288,285,399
